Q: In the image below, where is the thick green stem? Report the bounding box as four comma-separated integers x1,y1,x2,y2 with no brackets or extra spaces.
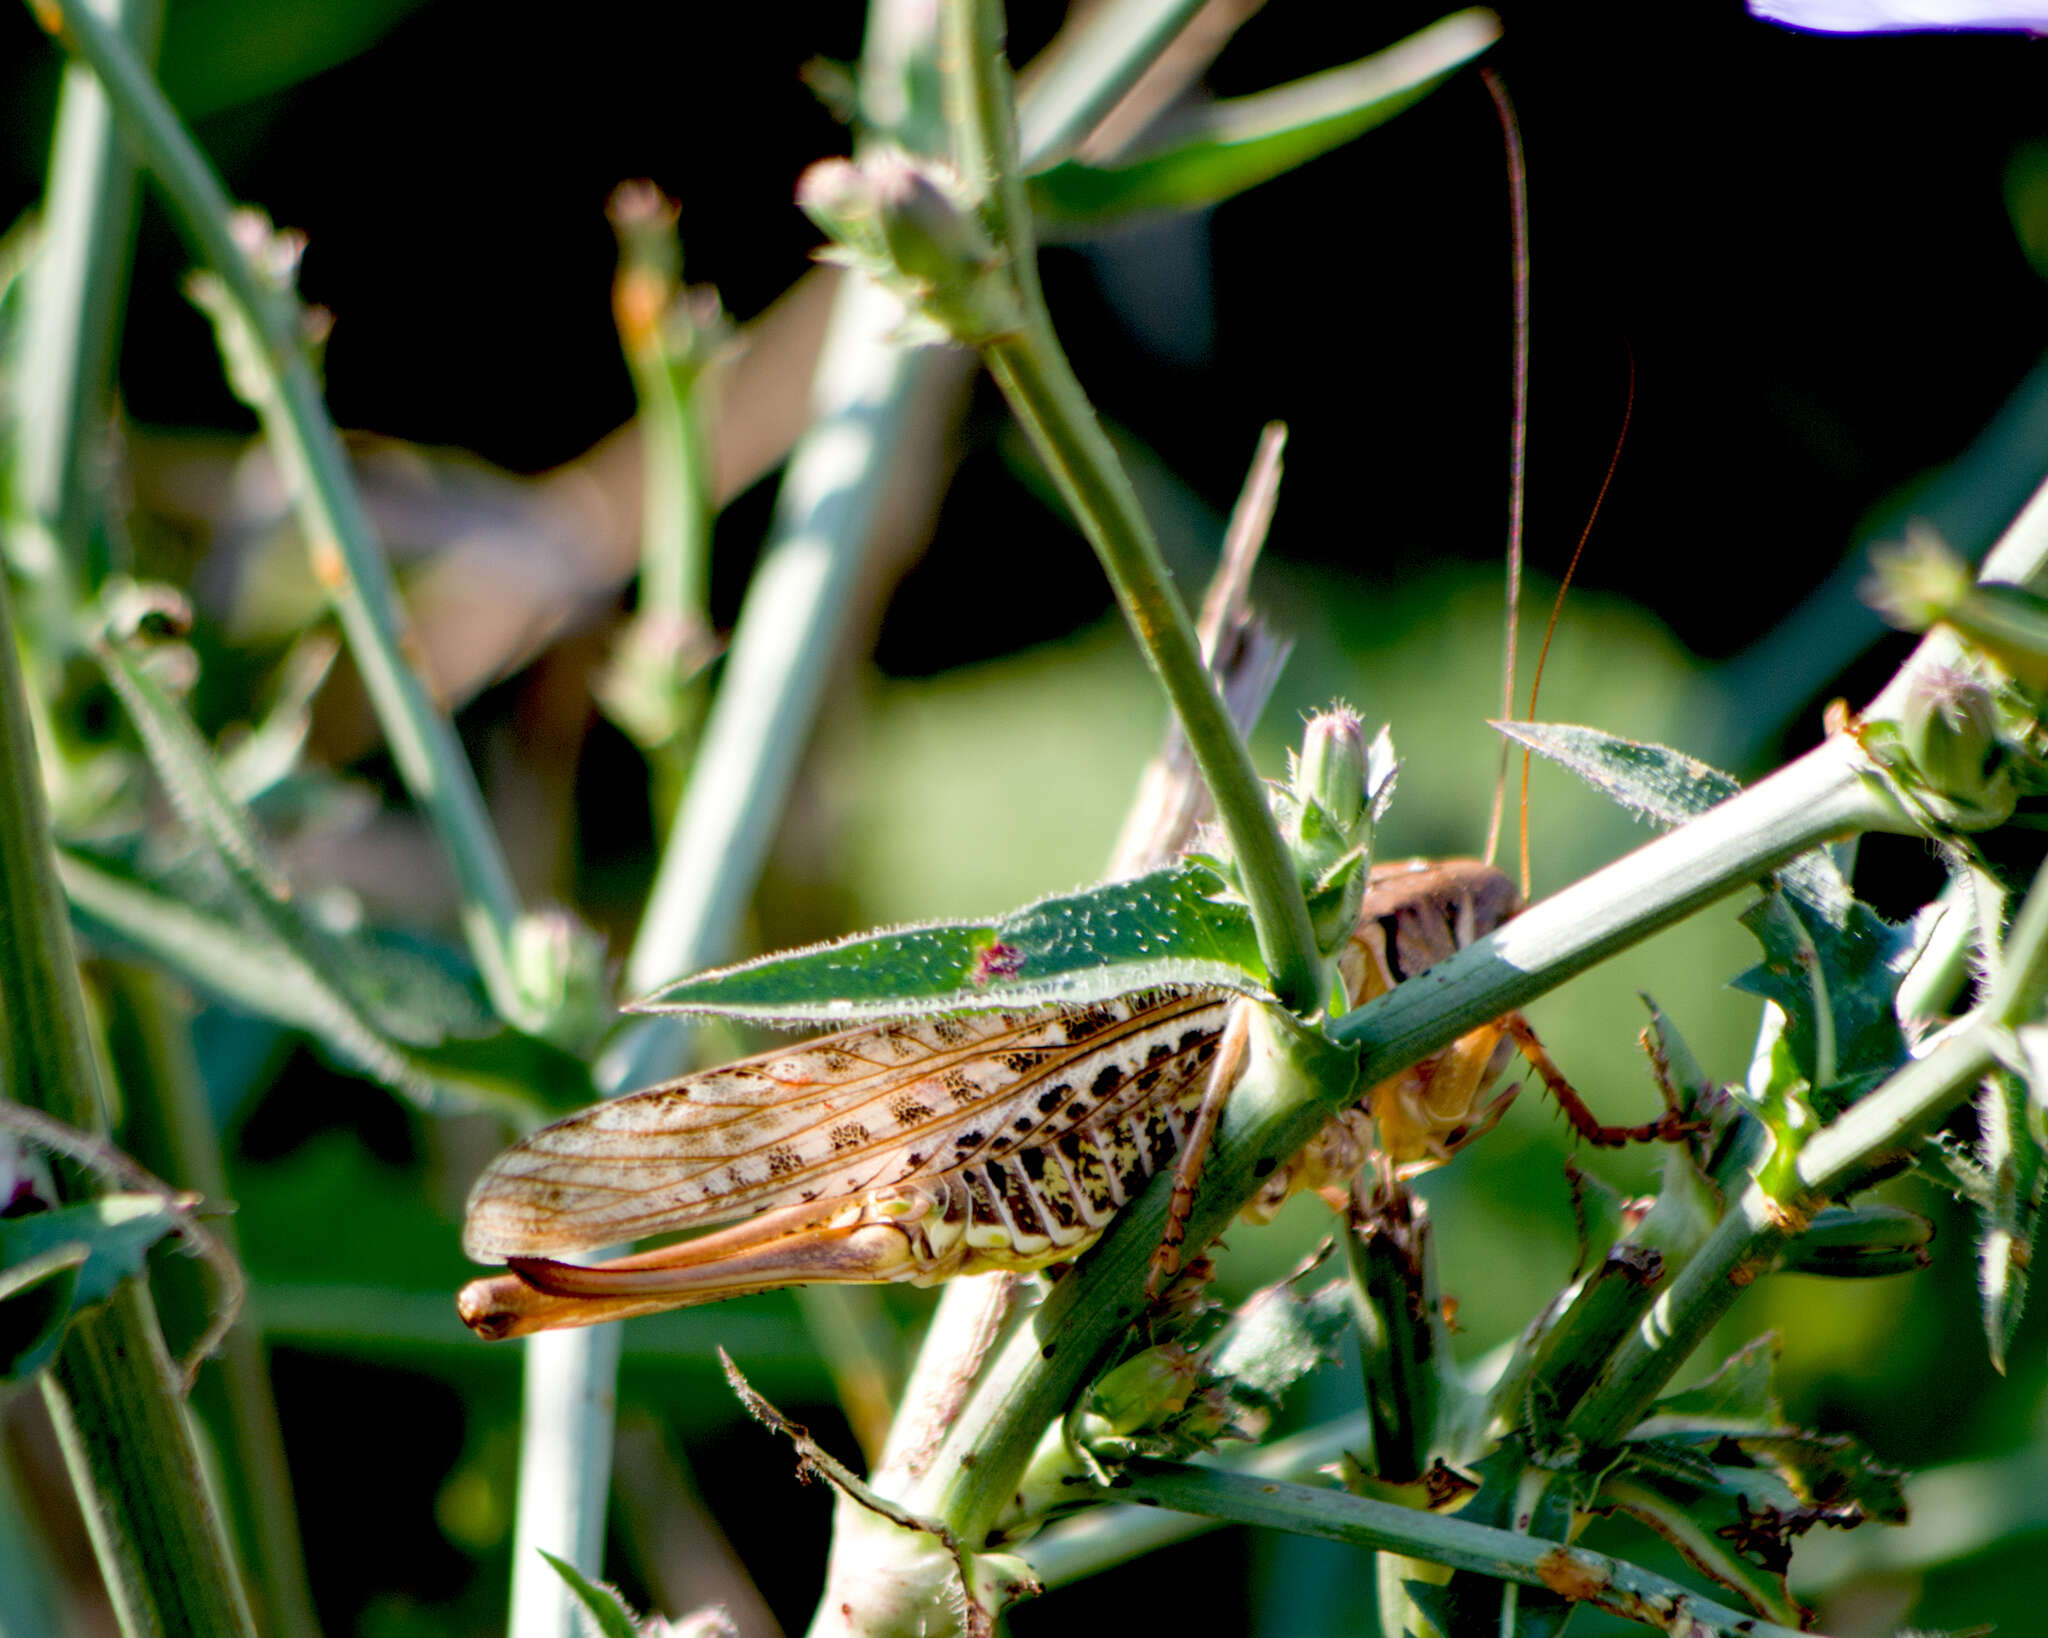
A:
28,0,531,1025
102,965,323,1638
982,318,1322,1012
41,1287,259,1638
1117,1462,1813,1638
0,487,253,1635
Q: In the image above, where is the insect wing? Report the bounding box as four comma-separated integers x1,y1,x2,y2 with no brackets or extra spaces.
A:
462,990,1230,1261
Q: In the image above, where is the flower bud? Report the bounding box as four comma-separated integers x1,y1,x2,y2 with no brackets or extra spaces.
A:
1082,1342,1199,1437
510,910,610,1050
1895,664,2014,828
1776,1202,1935,1278
1294,706,1370,840
796,153,1021,345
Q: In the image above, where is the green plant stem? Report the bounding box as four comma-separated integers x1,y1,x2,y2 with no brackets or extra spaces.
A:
507,272,934,1638
1021,1411,1370,1586
941,0,1323,1015
1115,1461,1812,1638
11,0,161,597
0,504,253,1635
629,351,713,634
1012,0,1208,168
28,0,531,1025
101,965,322,1638
1565,1003,2017,1452
41,1287,259,1638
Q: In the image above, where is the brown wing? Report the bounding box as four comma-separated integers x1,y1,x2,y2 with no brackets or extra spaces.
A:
462,989,1232,1259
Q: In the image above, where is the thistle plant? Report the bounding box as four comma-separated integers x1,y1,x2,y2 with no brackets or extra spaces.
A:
3,3,2047,1638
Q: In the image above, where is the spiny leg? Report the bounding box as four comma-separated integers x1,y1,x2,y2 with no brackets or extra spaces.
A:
1502,1012,1694,1148
1146,1001,1252,1300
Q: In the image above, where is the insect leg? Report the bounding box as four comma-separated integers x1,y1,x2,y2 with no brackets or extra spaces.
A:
1145,1001,1252,1300
457,1193,947,1340
1503,1012,1692,1147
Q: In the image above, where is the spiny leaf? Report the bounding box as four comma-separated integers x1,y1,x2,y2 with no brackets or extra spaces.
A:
1735,1431,1908,1526
1208,1277,1351,1413
1633,1335,1782,1438
1973,1068,2045,1371
539,1551,649,1638
1499,721,1853,916
1733,884,1915,1116
0,1195,184,1382
1026,12,1498,228
632,860,1269,1023
1594,1472,1804,1626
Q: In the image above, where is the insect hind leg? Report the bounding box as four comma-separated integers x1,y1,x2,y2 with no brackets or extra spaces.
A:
1145,1002,1252,1301
1503,1012,1693,1148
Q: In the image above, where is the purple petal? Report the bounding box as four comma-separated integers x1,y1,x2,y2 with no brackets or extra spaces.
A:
1750,0,2048,29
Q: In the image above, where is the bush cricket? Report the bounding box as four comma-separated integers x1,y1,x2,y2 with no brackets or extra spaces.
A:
456,853,1688,1339
455,72,1673,1344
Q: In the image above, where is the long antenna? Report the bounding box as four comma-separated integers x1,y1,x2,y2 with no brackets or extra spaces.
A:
1481,66,1529,875
1518,347,1635,892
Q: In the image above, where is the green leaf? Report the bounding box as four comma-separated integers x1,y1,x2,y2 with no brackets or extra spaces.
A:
539,1550,644,1638
1499,721,1853,917
1973,1068,2046,1370
1633,1335,1782,1438
632,860,1269,1023
1594,1471,1804,1626
1732,884,1915,1115
1026,12,1498,230
61,847,590,1117
1735,1431,1908,1527
0,1195,184,1382
1208,1277,1351,1414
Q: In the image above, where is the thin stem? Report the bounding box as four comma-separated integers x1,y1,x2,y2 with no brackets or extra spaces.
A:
985,317,1323,1011
941,0,1324,1015
28,0,531,1024
508,274,934,1638
10,0,161,595
1012,0,1208,170
1116,1462,1814,1638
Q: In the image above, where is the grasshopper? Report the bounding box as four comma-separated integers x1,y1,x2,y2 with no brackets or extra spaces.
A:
457,856,1675,1339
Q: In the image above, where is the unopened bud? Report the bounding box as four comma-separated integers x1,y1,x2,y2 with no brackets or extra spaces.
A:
1776,1202,1934,1278
1084,1342,1199,1437
1865,526,1975,632
510,911,610,1051
796,153,1020,345
1869,525,2048,690
1895,664,2013,828
1295,707,1370,841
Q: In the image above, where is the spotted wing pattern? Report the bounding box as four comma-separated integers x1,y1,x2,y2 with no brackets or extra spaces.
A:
463,989,1234,1260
